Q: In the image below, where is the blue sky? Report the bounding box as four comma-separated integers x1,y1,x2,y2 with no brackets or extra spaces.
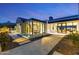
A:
0,3,78,23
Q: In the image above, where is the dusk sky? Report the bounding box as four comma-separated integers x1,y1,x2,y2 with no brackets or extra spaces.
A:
0,3,78,23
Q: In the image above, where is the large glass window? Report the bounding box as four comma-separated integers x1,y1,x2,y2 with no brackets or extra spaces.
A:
32,21,45,35
18,20,46,37
57,21,77,33
33,21,40,35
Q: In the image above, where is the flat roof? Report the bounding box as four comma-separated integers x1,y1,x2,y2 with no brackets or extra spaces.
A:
48,15,79,23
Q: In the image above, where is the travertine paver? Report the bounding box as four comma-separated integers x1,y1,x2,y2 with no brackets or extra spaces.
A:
0,35,64,55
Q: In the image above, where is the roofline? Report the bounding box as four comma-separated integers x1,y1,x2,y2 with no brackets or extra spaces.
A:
16,17,46,23
48,15,79,23
49,18,79,23
30,18,46,23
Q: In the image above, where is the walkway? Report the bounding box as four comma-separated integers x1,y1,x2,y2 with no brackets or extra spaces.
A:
0,34,64,55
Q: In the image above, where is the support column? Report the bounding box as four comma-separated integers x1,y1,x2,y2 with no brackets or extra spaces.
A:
41,23,44,34
44,23,47,33
32,20,33,36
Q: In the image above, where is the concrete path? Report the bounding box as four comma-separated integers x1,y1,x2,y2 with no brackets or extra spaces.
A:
0,35,64,55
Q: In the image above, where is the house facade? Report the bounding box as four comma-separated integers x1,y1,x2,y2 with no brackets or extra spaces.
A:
48,15,79,34
16,17,47,36
16,15,79,36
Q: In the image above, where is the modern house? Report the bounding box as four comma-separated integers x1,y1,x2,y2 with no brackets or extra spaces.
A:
16,17,47,37
16,15,79,37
